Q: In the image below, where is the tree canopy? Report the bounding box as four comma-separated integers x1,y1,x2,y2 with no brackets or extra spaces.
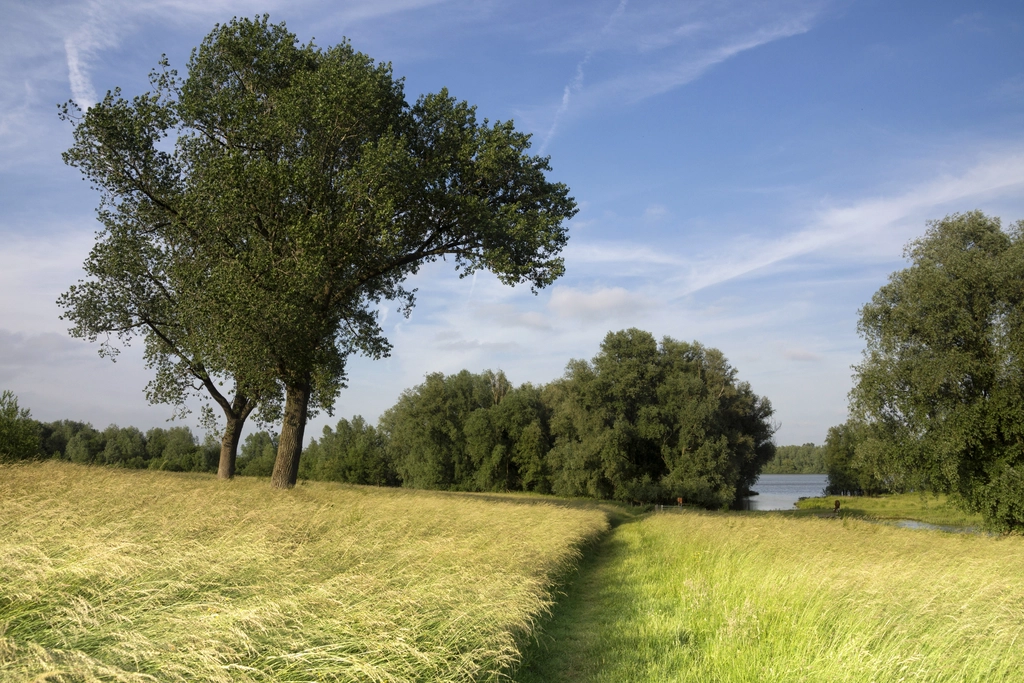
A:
59,16,576,488
381,370,549,492
55,194,277,478
545,329,776,508
850,211,1024,530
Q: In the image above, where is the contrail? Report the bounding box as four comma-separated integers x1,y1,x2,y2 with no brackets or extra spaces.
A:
540,0,629,153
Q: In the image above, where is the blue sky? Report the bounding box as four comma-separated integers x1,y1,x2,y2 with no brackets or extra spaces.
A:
2,0,1023,446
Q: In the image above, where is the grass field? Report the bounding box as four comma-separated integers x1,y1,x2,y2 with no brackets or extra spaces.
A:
514,510,1024,683
6,463,1023,683
0,461,608,682
795,492,984,527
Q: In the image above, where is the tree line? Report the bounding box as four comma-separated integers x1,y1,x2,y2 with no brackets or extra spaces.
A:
761,443,826,474
3,329,778,509
824,212,1024,531
1,391,218,471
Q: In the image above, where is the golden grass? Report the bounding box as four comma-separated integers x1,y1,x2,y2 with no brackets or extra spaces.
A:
0,461,608,682
515,510,1024,682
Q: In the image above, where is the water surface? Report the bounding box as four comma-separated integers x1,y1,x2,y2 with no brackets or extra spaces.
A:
743,474,828,511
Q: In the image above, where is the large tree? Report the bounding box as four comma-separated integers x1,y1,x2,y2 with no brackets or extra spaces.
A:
851,211,1024,530
56,208,279,478
61,17,576,488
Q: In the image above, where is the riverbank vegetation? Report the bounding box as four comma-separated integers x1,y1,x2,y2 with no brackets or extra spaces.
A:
827,212,1024,530
795,492,984,527
514,510,1024,682
0,461,607,682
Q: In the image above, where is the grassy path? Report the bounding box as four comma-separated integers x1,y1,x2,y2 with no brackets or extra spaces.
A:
514,509,1024,683
513,514,645,682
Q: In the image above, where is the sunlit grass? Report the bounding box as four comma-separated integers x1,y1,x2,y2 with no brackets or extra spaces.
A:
515,510,1024,682
795,492,984,527
0,461,608,682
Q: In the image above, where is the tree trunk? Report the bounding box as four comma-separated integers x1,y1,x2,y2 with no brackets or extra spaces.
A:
217,414,244,479
271,380,311,489
215,390,253,480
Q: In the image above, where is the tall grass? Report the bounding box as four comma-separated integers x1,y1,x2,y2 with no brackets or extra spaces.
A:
0,461,608,682
515,510,1024,682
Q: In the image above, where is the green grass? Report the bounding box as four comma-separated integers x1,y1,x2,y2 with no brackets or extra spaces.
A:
514,510,1024,682
794,492,984,527
0,461,608,682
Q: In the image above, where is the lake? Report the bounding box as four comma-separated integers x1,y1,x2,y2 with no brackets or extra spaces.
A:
742,474,829,511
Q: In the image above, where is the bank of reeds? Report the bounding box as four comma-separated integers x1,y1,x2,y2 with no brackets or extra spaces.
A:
0,461,608,682
515,510,1024,682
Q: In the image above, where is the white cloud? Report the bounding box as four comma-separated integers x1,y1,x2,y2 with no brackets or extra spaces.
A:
472,303,552,331
548,286,652,321
0,329,94,385
783,348,822,362
643,203,668,220
567,242,685,267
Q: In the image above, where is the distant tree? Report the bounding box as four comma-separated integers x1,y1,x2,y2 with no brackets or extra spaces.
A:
379,370,552,493
659,338,776,508
60,17,576,490
823,423,865,495
546,330,775,508
850,211,1024,530
146,426,210,472
37,420,93,459
300,416,396,486
0,390,41,462
546,330,666,502
65,425,105,465
236,432,280,478
382,371,498,490
465,382,551,492
100,425,147,468
763,443,826,474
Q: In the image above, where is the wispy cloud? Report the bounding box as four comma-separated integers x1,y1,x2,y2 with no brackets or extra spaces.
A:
63,1,121,109
567,242,686,267
564,148,1024,295
321,0,455,25
540,0,825,147
584,18,814,106
2,0,454,118
695,148,1024,289
783,348,823,362
539,0,629,152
